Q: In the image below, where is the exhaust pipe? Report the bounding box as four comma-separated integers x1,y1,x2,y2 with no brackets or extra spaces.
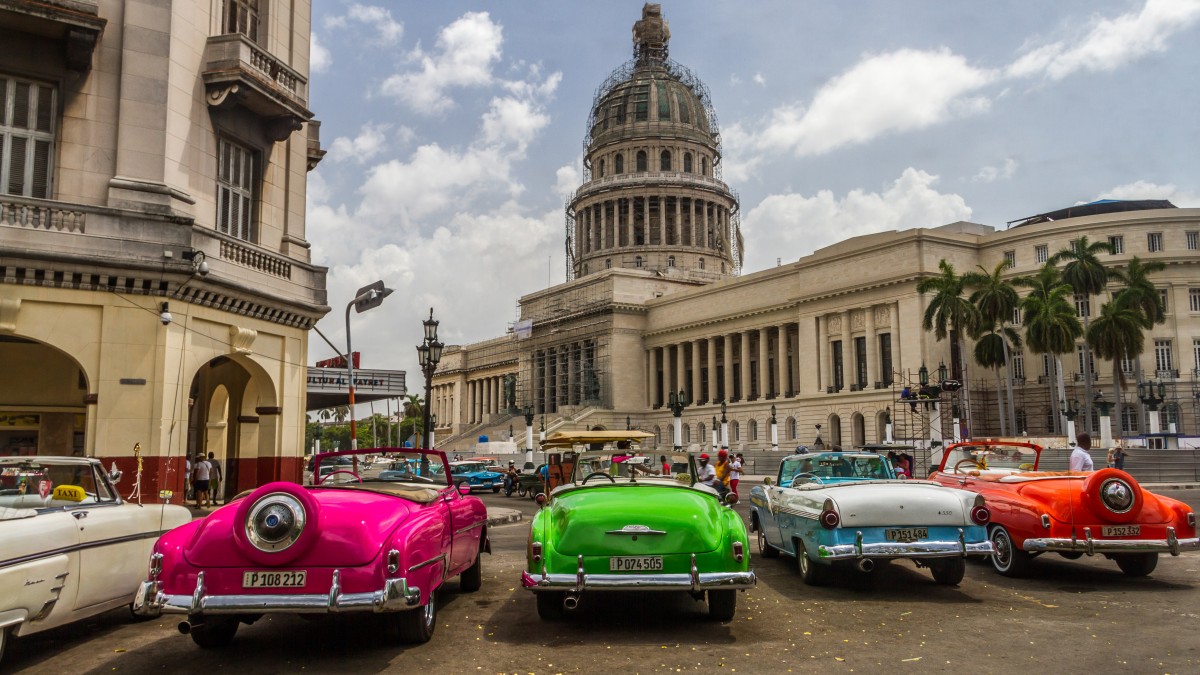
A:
856,559,875,573
563,595,579,611
177,620,201,635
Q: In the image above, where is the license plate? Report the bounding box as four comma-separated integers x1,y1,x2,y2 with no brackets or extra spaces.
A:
1102,525,1140,537
609,556,663,571
242,571,307,588
885,528,929,543
482,481,492,487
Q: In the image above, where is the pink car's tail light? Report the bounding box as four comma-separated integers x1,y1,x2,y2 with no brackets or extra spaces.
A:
245,493,307,553
148,552,163,579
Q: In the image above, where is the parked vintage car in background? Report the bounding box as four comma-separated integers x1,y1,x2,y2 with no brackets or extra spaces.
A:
1,454,190,663
134,447,489,647
449,460,504,493
931,440,1199,577
523,431,754,622
749,450,993,586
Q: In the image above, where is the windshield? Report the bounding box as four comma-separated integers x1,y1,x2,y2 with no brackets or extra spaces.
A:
778,453,893,486
0,458,115,515
940,443,1038,473
451,462,490,475
310,448,450,489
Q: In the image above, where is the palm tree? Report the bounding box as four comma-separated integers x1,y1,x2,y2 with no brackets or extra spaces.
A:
1087,293,1146,443
333,406,349,424
403,394,424,444
1015,263,1082,434
917,259,981,436
1108,256,1166,434
965,261,1021,434
1049,236,1113,431
973,327,1023,435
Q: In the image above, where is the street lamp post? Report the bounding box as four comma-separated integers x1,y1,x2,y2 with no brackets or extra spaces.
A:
524,407,535,466
769,404,778,452
345,281,393,450
711,415,718,453
415,308,443,450
668,389,688,451
429,414,437,449
1137,380,1167,435
1061,398,1081,445
719,401,729,451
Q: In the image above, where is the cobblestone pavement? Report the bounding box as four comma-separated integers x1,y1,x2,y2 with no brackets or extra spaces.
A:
5,488,1198,674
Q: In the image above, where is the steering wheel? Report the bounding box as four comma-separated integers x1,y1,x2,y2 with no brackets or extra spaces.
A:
318,469,362,485
791,472,821,485
582,472,616,484
953,459,980,475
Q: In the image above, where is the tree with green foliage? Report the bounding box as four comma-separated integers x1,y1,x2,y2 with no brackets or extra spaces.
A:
1087,292,1146,441
917,259,981,435
965,261,1021,434
1015,263,1082,434
1050,235,1114,431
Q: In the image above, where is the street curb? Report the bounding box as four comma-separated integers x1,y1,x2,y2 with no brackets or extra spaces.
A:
486,508,524,527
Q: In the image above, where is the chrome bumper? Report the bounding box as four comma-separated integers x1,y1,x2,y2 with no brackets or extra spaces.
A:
132,570,421,617
819,529,994,561
521,554,756,593
1022,526,1200,556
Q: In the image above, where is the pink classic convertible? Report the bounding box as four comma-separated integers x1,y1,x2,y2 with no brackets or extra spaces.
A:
133,448,489,647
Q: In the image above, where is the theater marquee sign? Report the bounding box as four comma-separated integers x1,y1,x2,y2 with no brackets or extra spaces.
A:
305,367,407,409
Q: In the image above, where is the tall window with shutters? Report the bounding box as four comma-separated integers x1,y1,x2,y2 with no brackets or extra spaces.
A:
224,0,260,41
1,76,56,199
216,137,258,241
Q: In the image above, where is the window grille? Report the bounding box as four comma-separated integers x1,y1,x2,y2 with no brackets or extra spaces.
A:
1003,250,1015,267
1154,339,1173,372
1187,231,1198,251
1035,244,1048,263
1108,235,1123,254
224,0,260,40
1148,232,1163,252
1190,288,1200,313
659,149,671,171
0,76,55,199
217,137,257,241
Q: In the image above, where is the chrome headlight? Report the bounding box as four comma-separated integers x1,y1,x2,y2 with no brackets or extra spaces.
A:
1099,478,1135,514
246,492,306,552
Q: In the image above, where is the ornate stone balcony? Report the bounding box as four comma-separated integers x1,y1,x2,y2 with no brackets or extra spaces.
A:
569,171,735,207
202,33,312,141
0,0,106,73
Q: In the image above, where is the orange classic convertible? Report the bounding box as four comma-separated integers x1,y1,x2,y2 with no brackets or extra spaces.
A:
930,440,1197,577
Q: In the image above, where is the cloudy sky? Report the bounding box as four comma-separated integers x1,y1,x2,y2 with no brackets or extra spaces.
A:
306,0,1200,392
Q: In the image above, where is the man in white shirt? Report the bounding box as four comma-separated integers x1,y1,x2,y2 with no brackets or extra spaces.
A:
1069,432,1095,472
696,453,719,489
192,454,212,508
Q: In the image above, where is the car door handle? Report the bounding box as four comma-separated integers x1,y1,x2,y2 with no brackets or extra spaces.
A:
73,511,88,519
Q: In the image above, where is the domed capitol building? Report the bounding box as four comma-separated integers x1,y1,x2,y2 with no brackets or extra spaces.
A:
430,4,1200,457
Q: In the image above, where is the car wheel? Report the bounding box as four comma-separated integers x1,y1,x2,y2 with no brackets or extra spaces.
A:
755,519,779,558
492,485,501,493
395,591,437,644
0,626,9,663
929,557,966,585
795,539,827,586
1058,552,1084,560
460,545,483,593
517,486,528,497
989,525,1031,577
457,481,470,492
1114,552,1158,577
707,589,737,621
189,617,239,649
536,591,566,621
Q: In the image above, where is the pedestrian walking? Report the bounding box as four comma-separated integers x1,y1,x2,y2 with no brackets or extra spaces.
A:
729,453,743,498
192,454,212,508
660,454,671,476
713,449,731,498
207,452,223,505
1070,433,1095,472
1107,445,1129,470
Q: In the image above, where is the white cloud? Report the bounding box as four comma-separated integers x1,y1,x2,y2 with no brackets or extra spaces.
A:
1097,180,1200,207
328,123,392,163
481,97,549,153
380,12,504,113
554,162,580,201
741,168,972,269
324,4,404,46
753,72,766,86
754,48,996,157
973,157,1019,183
1008,0,1200,80
310,32,331,73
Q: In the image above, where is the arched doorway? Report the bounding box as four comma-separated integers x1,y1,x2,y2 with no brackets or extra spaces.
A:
876,410,889,442
851,412,865,448
828,414,842,449
0,335,89,456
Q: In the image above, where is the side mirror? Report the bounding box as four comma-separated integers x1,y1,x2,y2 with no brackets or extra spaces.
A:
762,477,773,487
724,492,739,505
534,493,548,506
108,462,123,485
458,484,472,496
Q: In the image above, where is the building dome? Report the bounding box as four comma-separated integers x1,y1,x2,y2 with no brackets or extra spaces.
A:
567,3,741,282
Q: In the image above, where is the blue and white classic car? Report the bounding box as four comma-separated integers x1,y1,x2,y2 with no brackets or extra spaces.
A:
748,451,993,585
449,461,504,493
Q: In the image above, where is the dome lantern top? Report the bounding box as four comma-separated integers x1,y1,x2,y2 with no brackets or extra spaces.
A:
633,3,670,63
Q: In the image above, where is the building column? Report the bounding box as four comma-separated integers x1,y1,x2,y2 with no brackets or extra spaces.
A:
841,310,851,390
758,327,770,399
739,330,751,401
691,339,702,403
544,349,554,413
889,302,901,379
865,306,878,388
660,346,670,409
776,325,788,397
646,347,657,408
817,315,829,391
722,334,734,403
675,341,686,397
706,337,718,403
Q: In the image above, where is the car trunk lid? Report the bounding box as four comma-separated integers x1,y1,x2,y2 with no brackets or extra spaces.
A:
550,484,724,555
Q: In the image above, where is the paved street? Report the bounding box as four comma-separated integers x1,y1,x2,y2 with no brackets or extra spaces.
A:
6,486,1199,674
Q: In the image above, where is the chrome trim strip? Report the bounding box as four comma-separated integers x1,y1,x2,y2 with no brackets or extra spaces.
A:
454,521,485,535
1022,533,1200,556
0,530,172,570
133,575,422,616
521,569,756,592
775,506,820,520
407,553,446,573
819,540,994,560
606,526,668,535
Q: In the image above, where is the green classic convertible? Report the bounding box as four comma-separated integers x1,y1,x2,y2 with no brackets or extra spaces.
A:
521,431,755,621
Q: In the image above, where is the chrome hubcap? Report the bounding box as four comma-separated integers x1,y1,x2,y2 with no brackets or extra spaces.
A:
993,531,1010,567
